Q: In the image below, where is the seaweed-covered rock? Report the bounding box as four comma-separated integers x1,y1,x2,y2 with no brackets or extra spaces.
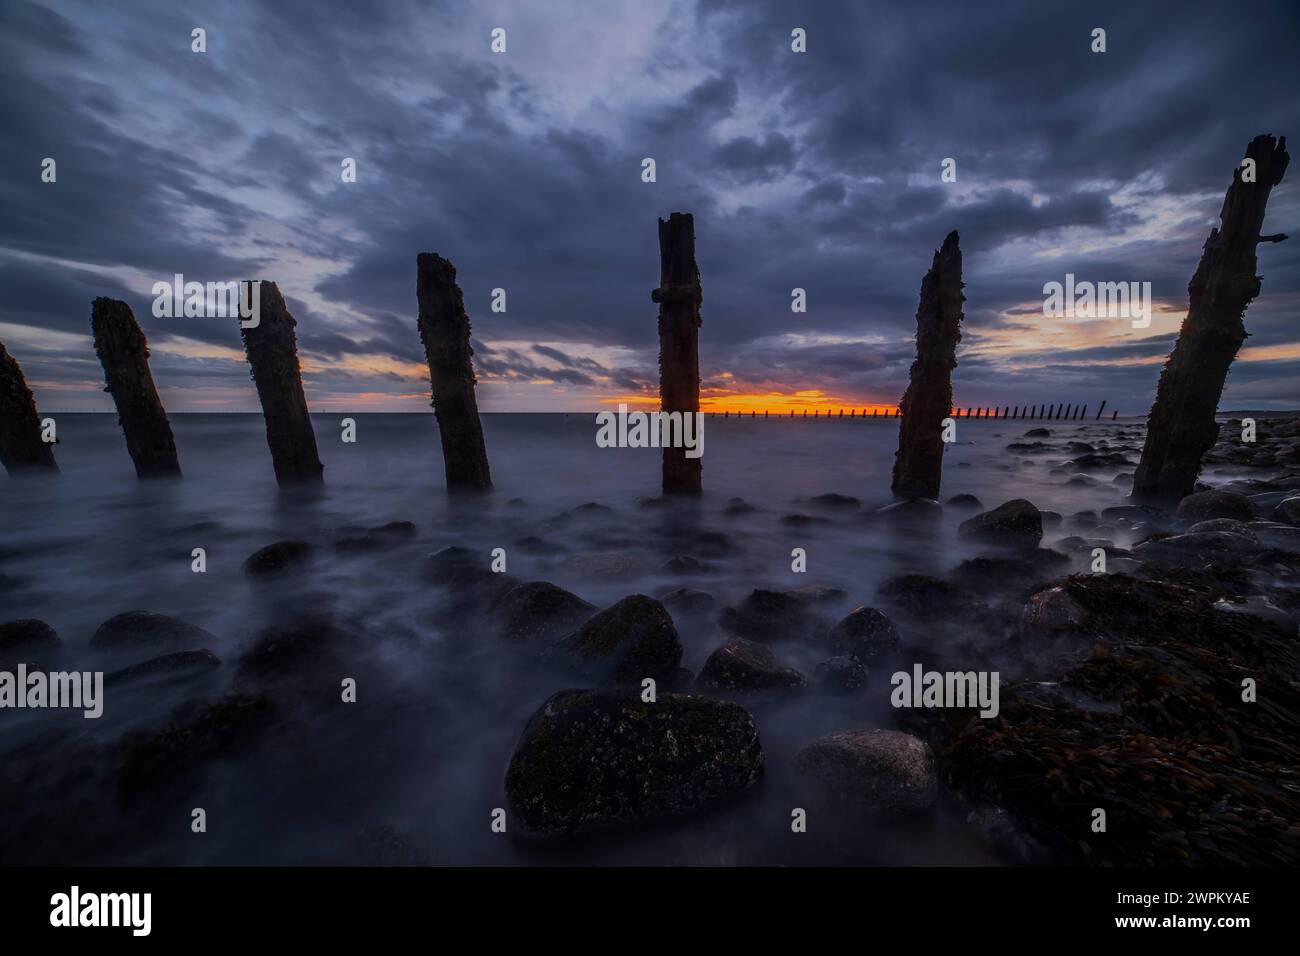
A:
236,615,351,680
949,550,1069,593
814,655,869,693
942,573,1300,865
721,587,845,642
552,594,682,684
118,694,278,798
1273,496,1300,527
946,493,983,509
242,540,313,577
1132,530,1259,567
1175,489,1254,523
0,619,60,666
958,499,1043,549
795,730,937,814
696,638,806,691
875,574,963,619
490,582,596,645
90,611,216,654
504,690,763,838
826,606,900,660
658,586,716,615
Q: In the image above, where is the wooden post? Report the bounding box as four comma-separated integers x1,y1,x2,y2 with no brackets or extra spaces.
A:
892,231,964,500
653,212,703,495
0,338,57,474
1095,399,1107,420
90,298,181,479
1134,134,1290,503
241,280,324,485
416,254,493,492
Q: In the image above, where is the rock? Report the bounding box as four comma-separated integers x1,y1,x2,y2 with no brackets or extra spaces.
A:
658,587,716,615
876,574,963,619
1273,496,1300,526
661,555,706,575
1213,596,1297,636
721,587,845,642
946,493,983,509
491,582,596,645
106,649,221,686
553,594,683,684
504,690,764,838
236,615,351,679
814,655,869,693
1187,518,1258,540
722,497,758,515
958,499,1043,549
242,540,313,577
1006,441,1048,451
696,638,806,691
1175,489,1254,523
1024,428,1051,437
795,730,937,814
1039,510,1063,526
1021,586,1090,633
91,611,217,654
1132,531,1259,567
826,607,900,660
950,550,1069,592
118,694,278,798
1070,510,1100,529
0,619,60,666
808,493,860,509
781,513,830,526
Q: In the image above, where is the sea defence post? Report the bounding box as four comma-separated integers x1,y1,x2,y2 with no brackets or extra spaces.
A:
891,230,964,500
1132,134,1289,503
240,280,324,485
0,338,58,475
90,297,181,478
416,253,492,492
653,212,704,495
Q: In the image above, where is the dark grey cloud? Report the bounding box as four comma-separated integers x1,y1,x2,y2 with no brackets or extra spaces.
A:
0,0,1295,412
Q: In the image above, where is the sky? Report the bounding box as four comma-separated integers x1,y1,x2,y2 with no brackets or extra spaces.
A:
0,0,1297,414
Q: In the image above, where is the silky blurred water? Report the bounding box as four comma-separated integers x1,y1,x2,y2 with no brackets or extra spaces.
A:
0,412,1157,866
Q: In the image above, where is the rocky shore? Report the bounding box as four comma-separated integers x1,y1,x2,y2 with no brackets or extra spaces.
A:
2,415,1298,865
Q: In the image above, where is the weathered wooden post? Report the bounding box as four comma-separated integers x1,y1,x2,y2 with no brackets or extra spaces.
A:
653,212,703,495
0,338,58,474
1134,134,1290,503
90,297,181,479
891,231,964,500
241,280,325,485
416,254,493,492
1095,399,1107,420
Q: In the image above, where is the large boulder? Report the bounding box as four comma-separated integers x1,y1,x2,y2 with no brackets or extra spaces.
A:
90,611,216,654
1175,489,1254,523
504,690,764,838
0,619,61,667
696,638,806,691
958,499,1043,549
552,595,682,684
491,582,596,645
826,607,900,660
795,730,937,814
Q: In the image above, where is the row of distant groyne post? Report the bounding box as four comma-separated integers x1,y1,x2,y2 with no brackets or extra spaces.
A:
0,134,1289,509
709,403,1116,419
